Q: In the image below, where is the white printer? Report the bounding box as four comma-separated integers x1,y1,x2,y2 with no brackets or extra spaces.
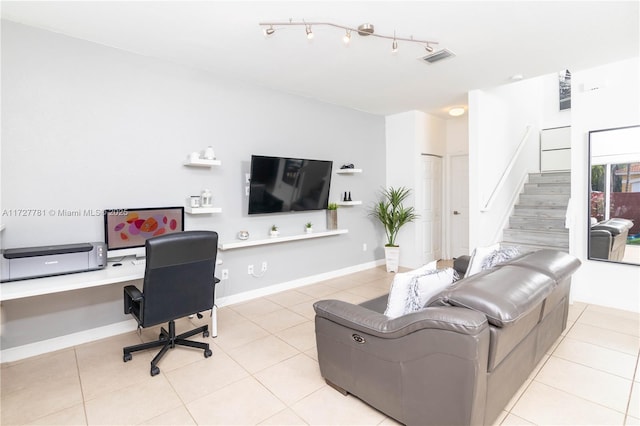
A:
1,242,107,282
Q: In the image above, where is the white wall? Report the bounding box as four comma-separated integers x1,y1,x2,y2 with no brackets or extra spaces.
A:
468,79,543,248
0,21,387,348
569,57,640,312
385,110,445,268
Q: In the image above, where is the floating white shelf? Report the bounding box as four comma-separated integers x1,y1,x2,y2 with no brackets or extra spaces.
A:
337,201,362,206
185,206,222,214
183,158,222,167
219,229,348,250
336,168,362,174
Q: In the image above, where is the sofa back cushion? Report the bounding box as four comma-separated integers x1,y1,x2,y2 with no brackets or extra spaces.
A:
507,249,582,283
442,265,555,328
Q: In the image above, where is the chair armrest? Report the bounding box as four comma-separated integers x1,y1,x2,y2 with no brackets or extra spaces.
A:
124,285,143,315
313,299,487,339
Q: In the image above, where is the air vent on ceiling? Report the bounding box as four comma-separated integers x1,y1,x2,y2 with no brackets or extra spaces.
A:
420,48,456,64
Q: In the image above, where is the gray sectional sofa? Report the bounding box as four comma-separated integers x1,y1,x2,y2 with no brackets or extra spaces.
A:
313,249,581,426
590,217,633,261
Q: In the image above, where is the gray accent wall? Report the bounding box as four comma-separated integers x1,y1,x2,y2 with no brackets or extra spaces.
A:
0,21,386,349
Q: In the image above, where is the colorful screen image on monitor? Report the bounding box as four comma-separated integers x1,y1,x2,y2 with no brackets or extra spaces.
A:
104,207,184,252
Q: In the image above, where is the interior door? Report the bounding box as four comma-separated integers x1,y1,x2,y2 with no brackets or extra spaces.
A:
421,155,442,263
450,154,470,258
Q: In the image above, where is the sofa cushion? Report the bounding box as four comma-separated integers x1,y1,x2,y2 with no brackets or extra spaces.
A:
385,264,456,319
443,265,555,327
507,249,582,284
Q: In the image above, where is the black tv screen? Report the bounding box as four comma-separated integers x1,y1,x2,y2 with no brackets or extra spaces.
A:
248,155,333,214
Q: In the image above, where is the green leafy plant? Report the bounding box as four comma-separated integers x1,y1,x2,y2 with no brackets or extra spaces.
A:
327,202,338,210
370,186,418,247
271,224,278,232
305,222,313,229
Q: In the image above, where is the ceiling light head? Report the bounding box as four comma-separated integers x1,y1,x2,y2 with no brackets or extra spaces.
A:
305,25,314,40
357,23,374,36
343,30,351,45
424,43,434,53
391,39,398,53
263,25,275,37
448,107,466,117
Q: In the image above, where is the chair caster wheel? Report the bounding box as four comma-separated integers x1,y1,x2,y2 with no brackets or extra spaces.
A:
123,353,132,362
150,366,160,376
203,330,210,338
204,349,212,358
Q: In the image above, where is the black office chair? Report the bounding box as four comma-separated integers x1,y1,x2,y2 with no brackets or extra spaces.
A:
122,230,218,376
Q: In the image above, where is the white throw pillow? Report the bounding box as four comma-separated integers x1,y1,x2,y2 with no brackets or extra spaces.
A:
480,247,520,270
384,262,457,319
467,244,520,277
384,261,437,318
466,243,500,277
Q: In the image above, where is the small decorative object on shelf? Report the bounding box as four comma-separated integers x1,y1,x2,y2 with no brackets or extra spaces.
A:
200,189,213,207
348,191,352,201
237,230,250,240
326,203,338,230
203,146,215,160
340,163,355,169
188,196,201,208
270,225,279,237
305,222,313,233
190,152,200,162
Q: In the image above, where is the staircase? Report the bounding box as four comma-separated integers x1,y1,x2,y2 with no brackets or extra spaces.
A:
501,172,570,253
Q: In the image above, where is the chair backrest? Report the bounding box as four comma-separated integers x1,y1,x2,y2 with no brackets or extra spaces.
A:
141,230,218,327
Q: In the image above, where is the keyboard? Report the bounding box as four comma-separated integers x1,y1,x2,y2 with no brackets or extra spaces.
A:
131,259,146,265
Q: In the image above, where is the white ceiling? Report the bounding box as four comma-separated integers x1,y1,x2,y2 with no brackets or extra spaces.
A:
2,1,638,118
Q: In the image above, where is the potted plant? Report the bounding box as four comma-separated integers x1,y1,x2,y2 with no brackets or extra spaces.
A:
269,224,279,237
370,186,418,272
305,222,313,233
326,202,338,230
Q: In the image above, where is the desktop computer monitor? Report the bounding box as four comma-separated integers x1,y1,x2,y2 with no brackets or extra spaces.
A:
103,207,184,259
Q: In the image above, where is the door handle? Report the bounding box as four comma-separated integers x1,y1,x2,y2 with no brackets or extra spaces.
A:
453,211,461,215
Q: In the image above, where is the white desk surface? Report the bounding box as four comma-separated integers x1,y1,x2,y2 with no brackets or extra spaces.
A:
0,261,145,302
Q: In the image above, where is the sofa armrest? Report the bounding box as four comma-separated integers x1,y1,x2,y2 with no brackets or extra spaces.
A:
313,299,487,339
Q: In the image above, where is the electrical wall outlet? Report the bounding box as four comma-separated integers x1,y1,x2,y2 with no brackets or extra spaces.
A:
221,269,229,280
247,264,254,275
261,261,268,272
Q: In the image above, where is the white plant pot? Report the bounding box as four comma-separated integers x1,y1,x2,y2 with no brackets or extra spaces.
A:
305,227,313,233
384,246,400,273
270,230,279,237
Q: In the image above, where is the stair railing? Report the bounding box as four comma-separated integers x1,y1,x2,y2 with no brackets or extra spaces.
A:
481,125,533,212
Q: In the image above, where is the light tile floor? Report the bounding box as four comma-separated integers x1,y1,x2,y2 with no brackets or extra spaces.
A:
1,265,639,425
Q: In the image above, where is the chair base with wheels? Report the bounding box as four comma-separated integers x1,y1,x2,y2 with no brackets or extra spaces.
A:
123,317,213,376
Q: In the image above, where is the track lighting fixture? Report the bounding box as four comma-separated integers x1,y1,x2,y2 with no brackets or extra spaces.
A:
391,30,398,53
263,25,275,37
343,30,351,45
259,19,438,53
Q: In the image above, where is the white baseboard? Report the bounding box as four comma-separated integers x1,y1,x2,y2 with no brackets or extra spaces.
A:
0,319,138,363
1,260,385,363
216,259,385,307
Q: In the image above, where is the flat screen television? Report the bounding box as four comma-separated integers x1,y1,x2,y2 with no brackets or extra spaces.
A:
103,206,184,258
248,155,333,214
